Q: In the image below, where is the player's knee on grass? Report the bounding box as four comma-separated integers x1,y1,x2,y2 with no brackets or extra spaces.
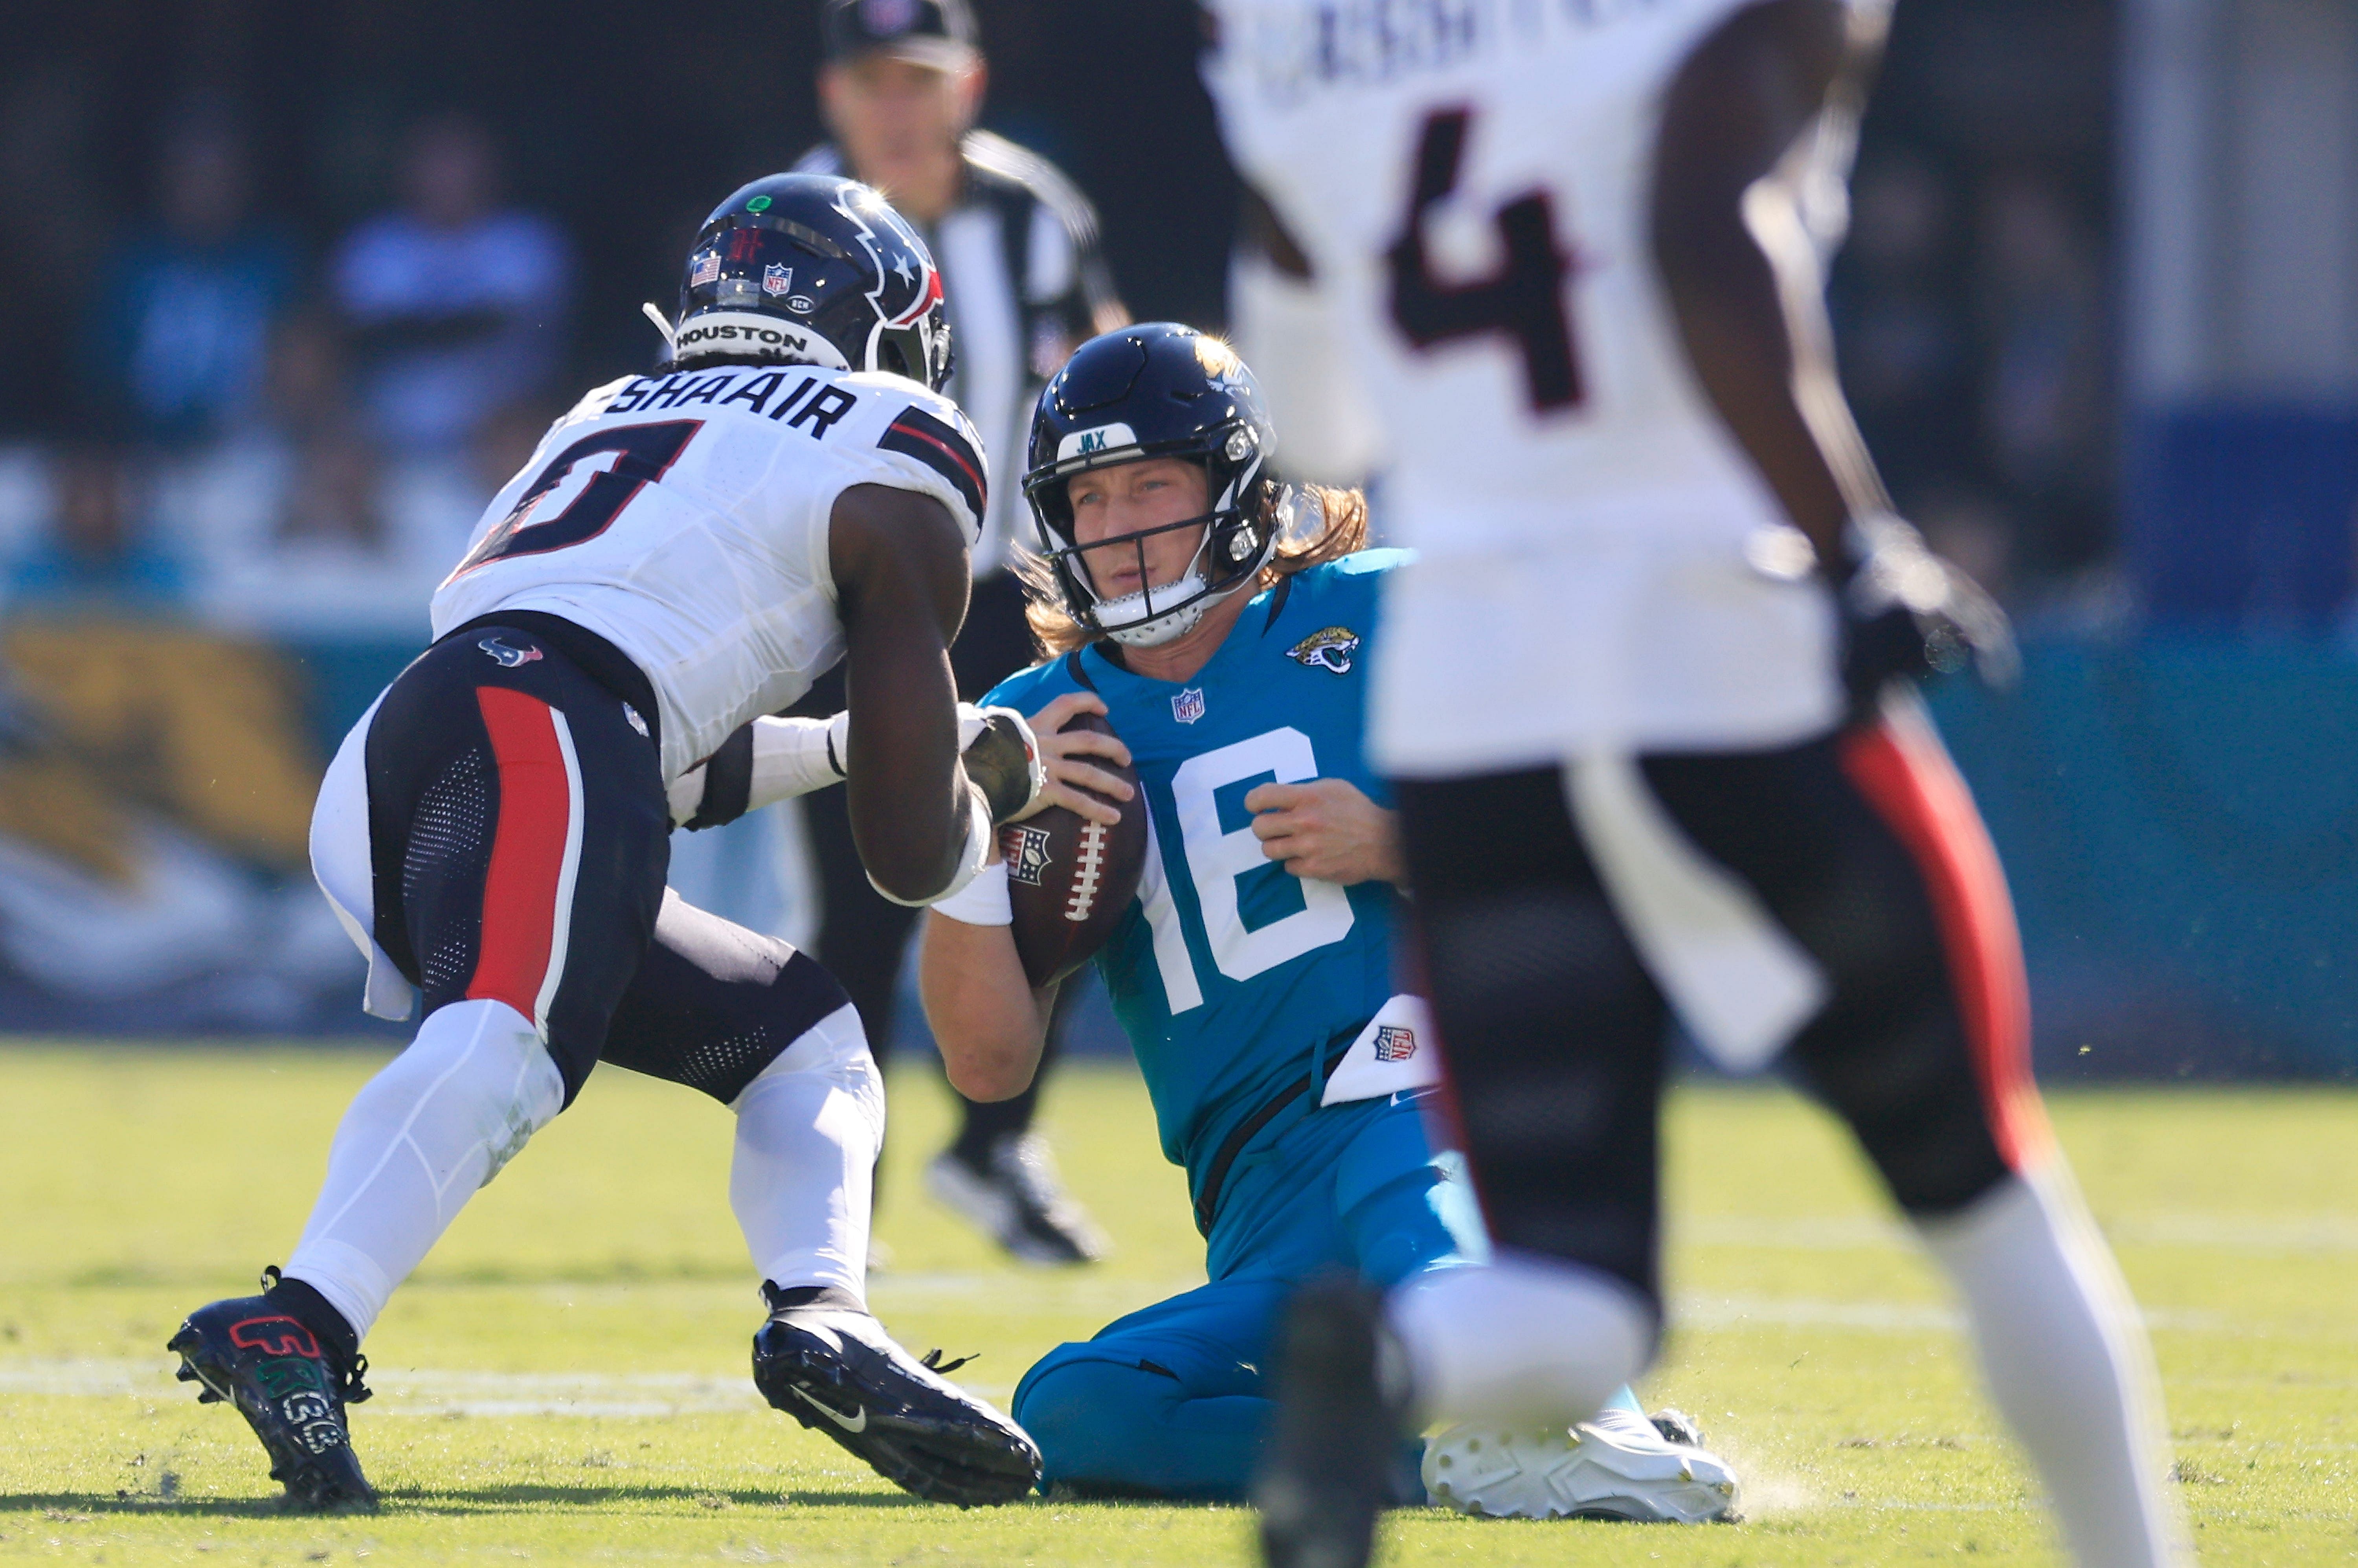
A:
1013,1351,1266,1502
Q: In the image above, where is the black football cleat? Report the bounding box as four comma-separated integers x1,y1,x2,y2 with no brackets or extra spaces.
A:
752,1284,1041,1507
924,1134,1108,1266
168,1281,376,1512
1255,1276,1405,1568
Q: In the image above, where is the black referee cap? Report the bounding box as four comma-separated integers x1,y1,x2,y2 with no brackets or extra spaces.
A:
821,0,980,70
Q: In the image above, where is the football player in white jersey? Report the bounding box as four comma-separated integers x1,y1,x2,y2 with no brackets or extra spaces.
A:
1202,4,2190,1567
165,173,1045,1513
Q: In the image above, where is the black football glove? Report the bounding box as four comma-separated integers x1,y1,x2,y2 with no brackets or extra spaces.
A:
1836,513,2019,714
958,705,1048,826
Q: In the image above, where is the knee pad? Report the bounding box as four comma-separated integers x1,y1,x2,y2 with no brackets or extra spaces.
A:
390,997,566,1188
1388,1250,1657,1432
732,1002,884,1145
1014,1353,1194,1492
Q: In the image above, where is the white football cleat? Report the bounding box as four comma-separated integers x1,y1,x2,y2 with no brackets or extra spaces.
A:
1421,1405,1739,1522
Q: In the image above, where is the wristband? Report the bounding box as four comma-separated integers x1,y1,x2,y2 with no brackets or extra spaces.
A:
929,857,1013,926
869,782,994,908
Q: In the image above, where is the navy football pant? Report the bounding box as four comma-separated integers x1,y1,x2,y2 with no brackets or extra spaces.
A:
1394,702,2048,1313
360,619,854,1106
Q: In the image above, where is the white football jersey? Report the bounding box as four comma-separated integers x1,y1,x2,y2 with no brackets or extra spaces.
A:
431,363,989,782
1203,0,1858,769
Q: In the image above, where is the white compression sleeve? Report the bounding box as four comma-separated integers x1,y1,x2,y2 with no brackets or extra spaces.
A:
282,999,564,1343
667,714,849,827
1917,1166,2192,1568
746,713,849,810
1386,1250,1656,1430
728,1003,885,1302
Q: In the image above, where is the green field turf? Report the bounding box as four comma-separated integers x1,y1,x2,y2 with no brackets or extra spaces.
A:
0,1045,2350,1566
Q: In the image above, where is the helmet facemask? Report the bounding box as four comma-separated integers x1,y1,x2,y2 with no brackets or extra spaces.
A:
1036,446,1282,647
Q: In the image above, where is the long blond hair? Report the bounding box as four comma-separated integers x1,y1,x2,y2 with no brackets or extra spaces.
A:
1017,483,1370,657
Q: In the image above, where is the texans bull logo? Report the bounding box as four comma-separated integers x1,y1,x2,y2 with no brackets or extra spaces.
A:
478,636,544,668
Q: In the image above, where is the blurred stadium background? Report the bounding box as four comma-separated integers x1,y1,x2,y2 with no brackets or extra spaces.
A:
0,0,2351,1085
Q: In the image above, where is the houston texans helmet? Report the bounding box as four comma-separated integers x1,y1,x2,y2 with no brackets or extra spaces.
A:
1022,323,1284,646
661,173,951,390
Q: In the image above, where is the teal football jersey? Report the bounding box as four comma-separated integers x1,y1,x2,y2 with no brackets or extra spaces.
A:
984,551,1405,1186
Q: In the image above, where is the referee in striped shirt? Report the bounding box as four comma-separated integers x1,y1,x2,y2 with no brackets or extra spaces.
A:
792,0,1127,1264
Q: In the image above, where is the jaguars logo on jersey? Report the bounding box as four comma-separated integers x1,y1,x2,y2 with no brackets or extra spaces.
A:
1286,626,1362,675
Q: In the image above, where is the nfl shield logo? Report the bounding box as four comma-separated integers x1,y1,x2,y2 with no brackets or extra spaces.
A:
690,252,722,287
1374,1025,1416,1063
1004,826,1053,887
763,263,791,297
1172,687,1207,725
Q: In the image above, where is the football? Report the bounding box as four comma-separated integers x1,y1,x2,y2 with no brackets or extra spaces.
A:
1004,710,1148,988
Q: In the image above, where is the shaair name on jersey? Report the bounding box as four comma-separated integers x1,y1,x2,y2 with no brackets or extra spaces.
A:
1236,0,1676,106
606,366,861,434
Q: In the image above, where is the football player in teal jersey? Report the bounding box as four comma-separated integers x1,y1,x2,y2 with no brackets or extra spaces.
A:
919,323,1736,1517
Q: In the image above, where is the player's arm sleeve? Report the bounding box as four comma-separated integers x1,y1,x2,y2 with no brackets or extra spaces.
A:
668,714,852,829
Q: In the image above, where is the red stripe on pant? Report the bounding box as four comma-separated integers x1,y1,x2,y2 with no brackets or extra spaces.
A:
468,687,573,1026
1839,708,2052,1170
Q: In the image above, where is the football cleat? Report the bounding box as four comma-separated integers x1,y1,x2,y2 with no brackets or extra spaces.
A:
752,1285,1041,1507
1421,1404,1739,1523
924,1134,1108,1266
167,1284,376,1512
1254,1276,1406,1568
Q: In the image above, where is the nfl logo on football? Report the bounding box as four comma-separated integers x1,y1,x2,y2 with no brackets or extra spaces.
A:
762,263,792,297
1171,687,1206,725
1004,826,1053,887
1373,1025,1416,1063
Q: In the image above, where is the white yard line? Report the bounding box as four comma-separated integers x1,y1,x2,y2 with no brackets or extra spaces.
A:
1677,1212,2358,1254
0,1361,1014,1414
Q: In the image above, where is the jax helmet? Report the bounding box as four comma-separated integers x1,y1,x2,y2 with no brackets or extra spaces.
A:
658,172,951,390
1022,323,1283,646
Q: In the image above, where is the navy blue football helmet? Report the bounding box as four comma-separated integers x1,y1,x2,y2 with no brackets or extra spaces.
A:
663,173,951,390
1022,323,1282,646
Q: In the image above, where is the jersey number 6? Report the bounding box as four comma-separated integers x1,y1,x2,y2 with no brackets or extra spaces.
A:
1387,107,1584,414
448,420,703,580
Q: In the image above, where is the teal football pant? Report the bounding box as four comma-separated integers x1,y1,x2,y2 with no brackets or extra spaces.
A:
1011,1094,1469,1501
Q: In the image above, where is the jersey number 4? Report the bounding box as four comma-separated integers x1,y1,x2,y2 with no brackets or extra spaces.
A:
448,420,703,579
1387,108,1584,413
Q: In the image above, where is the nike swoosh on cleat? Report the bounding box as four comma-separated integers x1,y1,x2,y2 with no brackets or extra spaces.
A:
788,1386,868,1433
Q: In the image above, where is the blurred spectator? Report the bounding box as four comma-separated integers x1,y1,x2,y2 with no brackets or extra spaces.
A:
0,63,107,442
332,112,572,457
1976,172,2111,578
267,310,386,554
6,446,180,609
79,113,296,449
1831,151,1984,515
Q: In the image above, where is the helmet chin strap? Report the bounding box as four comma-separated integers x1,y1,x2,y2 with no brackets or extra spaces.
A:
641,302,679,354
1100,569,1219,646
